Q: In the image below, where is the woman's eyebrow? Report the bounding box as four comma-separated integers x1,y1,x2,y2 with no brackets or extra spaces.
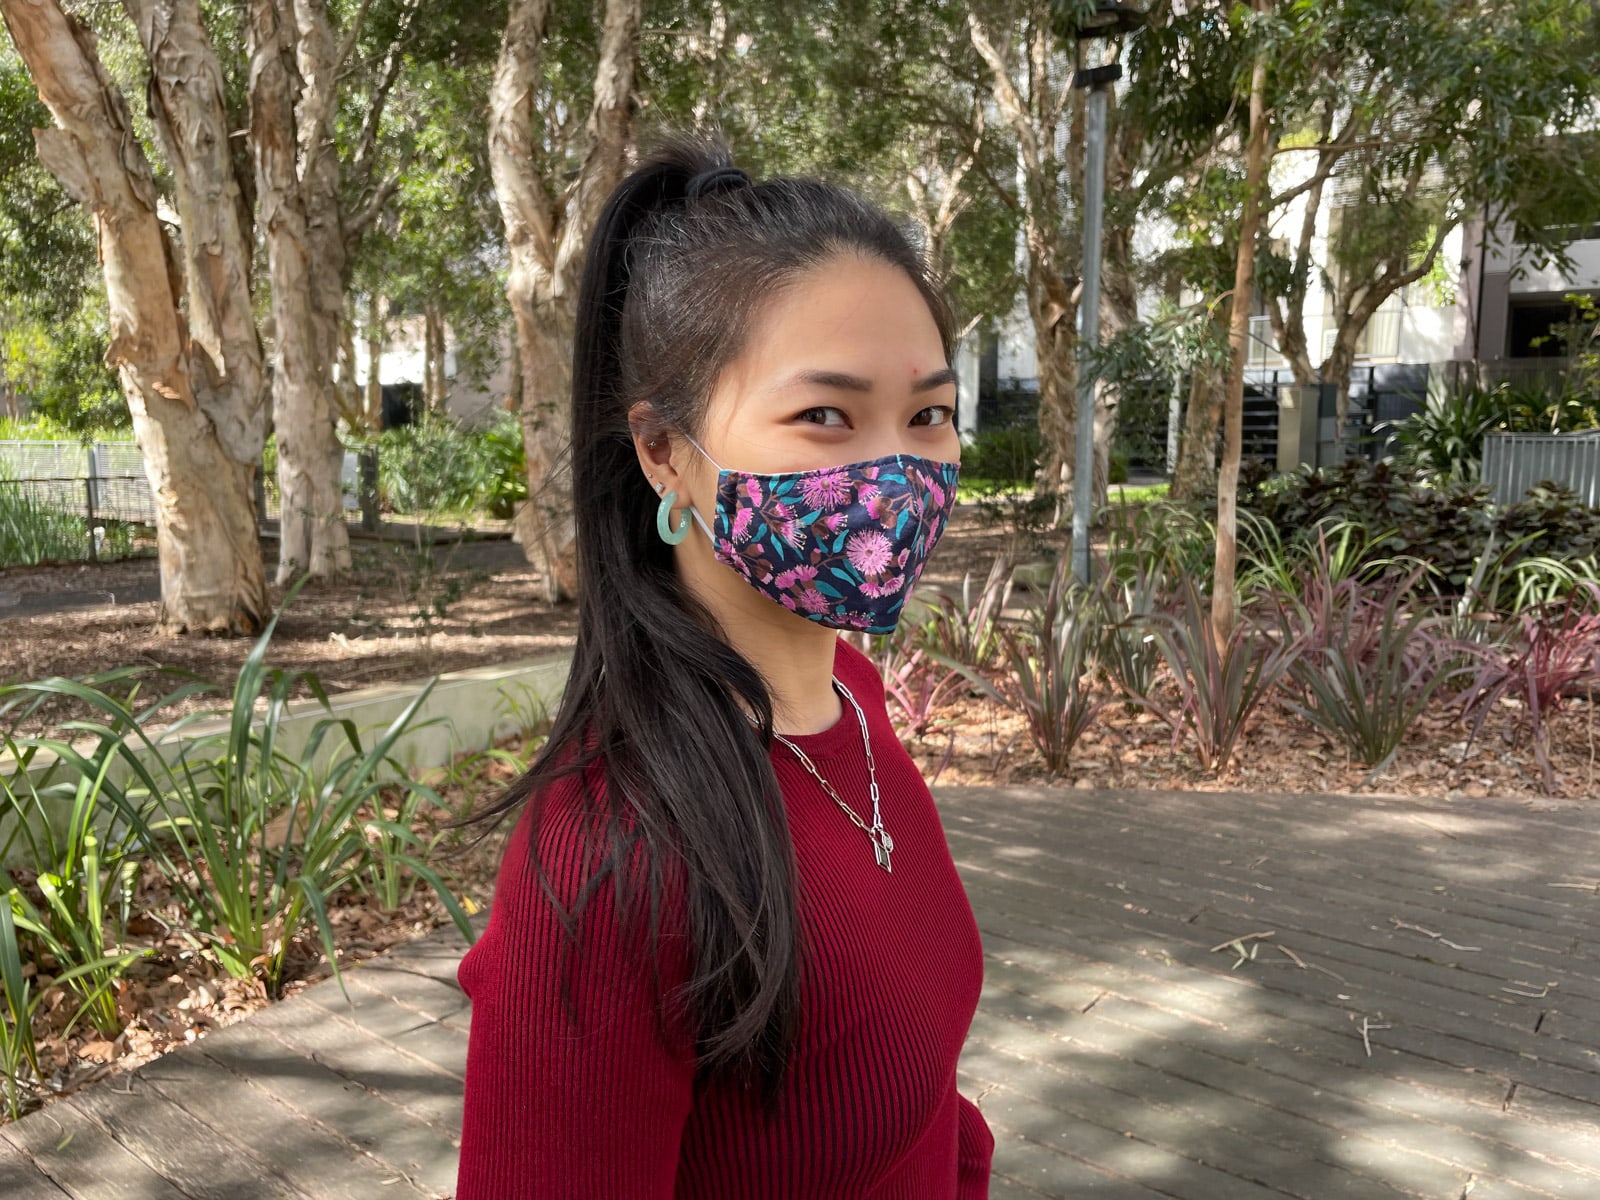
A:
912,367,960,393
770,367,959,394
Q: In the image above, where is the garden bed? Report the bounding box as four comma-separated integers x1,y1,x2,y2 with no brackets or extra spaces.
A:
1,733,531,1125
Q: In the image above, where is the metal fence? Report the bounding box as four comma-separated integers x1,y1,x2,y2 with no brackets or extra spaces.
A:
1482,430,1600,507
0,440,156,523
0,439,370,567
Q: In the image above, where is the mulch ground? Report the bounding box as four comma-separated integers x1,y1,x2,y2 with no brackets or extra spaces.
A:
0,534,576,731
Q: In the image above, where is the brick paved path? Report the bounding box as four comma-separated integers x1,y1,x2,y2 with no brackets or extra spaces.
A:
1,785,1595,1198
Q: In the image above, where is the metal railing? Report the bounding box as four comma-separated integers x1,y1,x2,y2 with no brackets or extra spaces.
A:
0,476,153,565
0,440,156,523
0,440,373,567
1482,430,1600,507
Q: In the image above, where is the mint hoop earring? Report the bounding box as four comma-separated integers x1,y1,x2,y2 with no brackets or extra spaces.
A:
656,491,691,545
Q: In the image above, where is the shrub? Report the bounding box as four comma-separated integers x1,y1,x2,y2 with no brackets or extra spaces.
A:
1095,561,1166,710
0,727,152,1043
913,555,1013,676
1133,578,1300,774
0,483,97,567
973,490,1057,560
1105,498,1214,591
0,591,475,998
952,558,1103,776
1382,379,1600,484
878,644,966,741
1280,569,1454,773
960,424,1040,491
1243,460,1600,607
1381,383,1517,484
0,897,135,1120
368,410,525,519
478,414,528,520
1454,584,1600,792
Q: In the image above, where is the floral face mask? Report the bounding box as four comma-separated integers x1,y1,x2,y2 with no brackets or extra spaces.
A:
682,434,960,635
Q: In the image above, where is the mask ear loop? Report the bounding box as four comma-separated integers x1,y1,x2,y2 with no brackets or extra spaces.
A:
679,432,724,541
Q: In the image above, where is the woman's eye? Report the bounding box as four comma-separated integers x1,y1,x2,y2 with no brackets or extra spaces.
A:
797,407,849,427
911,405,957,427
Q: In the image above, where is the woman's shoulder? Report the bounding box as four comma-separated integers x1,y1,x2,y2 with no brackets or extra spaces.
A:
499,758,684,922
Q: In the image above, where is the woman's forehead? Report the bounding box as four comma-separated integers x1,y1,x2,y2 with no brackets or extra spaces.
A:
714,259,947,400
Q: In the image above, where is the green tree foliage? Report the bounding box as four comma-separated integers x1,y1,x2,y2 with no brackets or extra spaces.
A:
1255,0,1600,411
353,33,510,397
0,44,122,430
659,1,1021,332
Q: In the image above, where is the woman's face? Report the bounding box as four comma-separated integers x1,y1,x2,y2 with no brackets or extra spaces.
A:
634,253,958,637
686,254,958,481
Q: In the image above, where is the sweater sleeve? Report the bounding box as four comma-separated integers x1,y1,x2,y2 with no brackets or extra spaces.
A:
956,1089,996,1198
455,779,696,1199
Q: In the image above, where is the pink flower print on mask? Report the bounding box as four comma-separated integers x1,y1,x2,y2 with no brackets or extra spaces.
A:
846,529,893,576
769,501,805,549
699,447,960,635
774,564,818,591
798,468,851,510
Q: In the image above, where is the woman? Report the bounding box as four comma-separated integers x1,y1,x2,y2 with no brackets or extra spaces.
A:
453,131,995,1198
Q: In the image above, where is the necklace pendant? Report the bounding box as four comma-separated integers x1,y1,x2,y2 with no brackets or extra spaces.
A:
873,831,893,873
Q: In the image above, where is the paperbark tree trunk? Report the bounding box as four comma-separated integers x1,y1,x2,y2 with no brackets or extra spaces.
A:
294,0,359,444
1098,221,1139,493
3,0,270,634
960,9,1088,518
1214,10,1272,649
249,0,351,582
1095,81,1144,496
489,0,642,603
334,309,363,430
424,302,448,414
1023,254,1079,504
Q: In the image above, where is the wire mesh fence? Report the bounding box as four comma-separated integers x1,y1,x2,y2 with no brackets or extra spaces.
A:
0,476,150,566
0,440,376,568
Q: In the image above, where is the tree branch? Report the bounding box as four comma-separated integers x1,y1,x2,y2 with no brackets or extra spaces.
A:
968,12,1043,181
343,168,401,245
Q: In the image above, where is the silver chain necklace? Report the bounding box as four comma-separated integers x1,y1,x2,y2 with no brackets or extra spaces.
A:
768,677,894,873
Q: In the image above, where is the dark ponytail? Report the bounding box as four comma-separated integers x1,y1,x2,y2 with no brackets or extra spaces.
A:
452,131,954,1116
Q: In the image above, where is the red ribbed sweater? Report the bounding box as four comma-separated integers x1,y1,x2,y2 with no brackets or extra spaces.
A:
455,637,994,1197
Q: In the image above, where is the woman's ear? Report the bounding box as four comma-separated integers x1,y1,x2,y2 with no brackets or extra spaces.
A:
628,404,682,499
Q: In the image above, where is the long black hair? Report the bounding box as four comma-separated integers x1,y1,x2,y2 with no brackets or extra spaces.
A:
452,131,955,1116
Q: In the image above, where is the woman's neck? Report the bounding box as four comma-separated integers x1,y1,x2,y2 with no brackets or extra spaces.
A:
678,550,842,735
719,606,842,736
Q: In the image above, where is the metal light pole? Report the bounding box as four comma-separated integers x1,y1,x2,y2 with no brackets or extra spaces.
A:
1068,2,1145,587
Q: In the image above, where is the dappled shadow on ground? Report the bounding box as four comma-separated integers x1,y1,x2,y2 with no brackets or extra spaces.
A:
939,785,1600,1199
